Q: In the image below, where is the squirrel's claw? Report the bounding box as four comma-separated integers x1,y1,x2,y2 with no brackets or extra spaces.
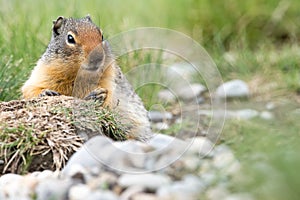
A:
39,90,61,97
84,88,107,104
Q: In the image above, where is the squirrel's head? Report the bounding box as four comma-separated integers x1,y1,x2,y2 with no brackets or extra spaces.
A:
46,16,108,70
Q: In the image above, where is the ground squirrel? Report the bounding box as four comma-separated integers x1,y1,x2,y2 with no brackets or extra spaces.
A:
22,16,151,140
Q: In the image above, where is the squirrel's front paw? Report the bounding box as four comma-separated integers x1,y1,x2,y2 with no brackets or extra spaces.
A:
39,90,61,97
84,88,108,104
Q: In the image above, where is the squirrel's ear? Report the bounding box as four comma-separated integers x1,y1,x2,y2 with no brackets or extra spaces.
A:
85,14,92,22
52,16,64,35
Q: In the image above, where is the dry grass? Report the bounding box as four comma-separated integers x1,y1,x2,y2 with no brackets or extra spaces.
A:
0,96,127,174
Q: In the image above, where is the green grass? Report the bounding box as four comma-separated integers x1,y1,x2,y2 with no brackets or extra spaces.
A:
222,107,300,199
0,0,299,198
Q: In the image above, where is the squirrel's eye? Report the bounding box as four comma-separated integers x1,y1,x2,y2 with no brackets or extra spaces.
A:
67,34,76,44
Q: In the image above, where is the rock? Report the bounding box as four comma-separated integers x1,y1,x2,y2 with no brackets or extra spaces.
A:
153,122,169,131
35,178,72,200
158,89,176,103
157,175,205,199
68,184,91,200
182,174,206,191
213,145,235,169
260,111,274,120
166,62,197,86
68,184,89,200
206,186,229,200
118,173,171,190
63,136,148,174
227,109,259,120
120,185,145,200
197,96,205,104
63,164,88,181
186,137,214,157
146,134,189,170
69,184,119,200
30,170,57,180
132,193,160,200
200,172,217,186
176,83,206,100
87,191,119,200
198,109,259,120
113,140,146,168
182,155,200,171
0,173,23,187
147,133,186,150
148,111,173,123
265,102,275,110
88,172,118,190
216,79,249,99
224,193,253,200
213,145,240,176
62,136,112,176
0,190,3,200
0,174,37,200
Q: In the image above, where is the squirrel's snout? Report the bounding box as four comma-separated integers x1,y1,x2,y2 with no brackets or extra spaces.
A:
81,46,105,71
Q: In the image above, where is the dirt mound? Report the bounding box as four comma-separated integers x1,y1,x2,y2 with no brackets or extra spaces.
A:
0,96,127,174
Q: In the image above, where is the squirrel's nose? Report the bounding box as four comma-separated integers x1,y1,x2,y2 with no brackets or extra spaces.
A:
82,45,105,71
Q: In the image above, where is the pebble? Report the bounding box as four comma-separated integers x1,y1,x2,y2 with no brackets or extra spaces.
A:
158,89,176,103
118,173,171,190
157,174,205,200
153,122,169,131
1,175,37,200
147,133,186,150
132,193,160,200
86,190,119,200
186,136,214,157
36,178,72,200
68,184,91,200
0,173,23,187
213,145,241,176
176,83,206,100
119,185,145,200
197,96,205,104
260,111,274,120
265,102,275,110
113,140,146,169
206,186,229,200
182,155,200,171
224,193,253,200
200,172,217,186
62,136,113,176
87,171,118,190
198,109,259,120
30,170,57,180
148,111,173,122
227,109,259,120
216,79,249,99
166,62,197,86
213,145,235,169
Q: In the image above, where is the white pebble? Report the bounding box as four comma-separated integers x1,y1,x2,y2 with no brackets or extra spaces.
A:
260,111,274,120
118,173,171,190
216,79,249,99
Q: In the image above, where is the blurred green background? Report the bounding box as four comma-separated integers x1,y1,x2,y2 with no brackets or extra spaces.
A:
0,0,299,199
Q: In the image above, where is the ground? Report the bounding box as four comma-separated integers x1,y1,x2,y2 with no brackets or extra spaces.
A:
0,0,299,199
